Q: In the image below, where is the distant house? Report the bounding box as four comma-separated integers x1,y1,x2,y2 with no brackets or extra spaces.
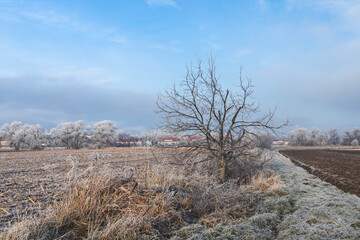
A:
272,140,288,145
158,137,179,147
116,137,142,147
0,140,10,149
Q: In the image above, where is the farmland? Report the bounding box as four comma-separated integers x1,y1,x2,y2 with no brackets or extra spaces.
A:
279,148,360,197
0,148,280,239
0,148,156,231
1,148,360,239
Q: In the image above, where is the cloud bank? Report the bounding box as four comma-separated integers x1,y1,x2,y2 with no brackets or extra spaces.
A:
0,75,157,131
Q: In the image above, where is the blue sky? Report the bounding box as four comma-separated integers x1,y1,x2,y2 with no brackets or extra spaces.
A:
1,0,360,132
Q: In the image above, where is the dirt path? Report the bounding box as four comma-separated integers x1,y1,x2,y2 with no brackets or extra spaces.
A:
279,149,360,197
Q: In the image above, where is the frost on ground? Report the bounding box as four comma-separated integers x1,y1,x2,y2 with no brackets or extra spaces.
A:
171,150,360,240
1,149,360,239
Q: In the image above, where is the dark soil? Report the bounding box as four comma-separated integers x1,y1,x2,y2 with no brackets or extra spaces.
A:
279,149,360,197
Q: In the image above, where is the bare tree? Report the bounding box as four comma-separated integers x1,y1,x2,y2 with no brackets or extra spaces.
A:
157,56,286,182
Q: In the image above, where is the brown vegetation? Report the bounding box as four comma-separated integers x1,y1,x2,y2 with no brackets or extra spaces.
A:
0,148,281,239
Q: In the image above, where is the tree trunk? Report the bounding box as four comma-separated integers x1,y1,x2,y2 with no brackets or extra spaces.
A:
219,155,227,183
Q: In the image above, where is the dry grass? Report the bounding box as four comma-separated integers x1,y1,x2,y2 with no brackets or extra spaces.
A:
1,149,283,239
247,172,284,193
169,151,360,239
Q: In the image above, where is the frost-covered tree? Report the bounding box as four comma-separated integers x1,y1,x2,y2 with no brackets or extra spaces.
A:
288,127,326,146
93,120,117,148
341,129,353,146
308,128,321,146
51,120,87,149
288,128,308,146
326,129,340,145
116,129,129,140
352,128,360,143
26,124,46,150
341,128,360,146
0,122,45,150
351,139,359,146
11,124,30,150
1,122,26,150
0,121,22,141
139,131,158,146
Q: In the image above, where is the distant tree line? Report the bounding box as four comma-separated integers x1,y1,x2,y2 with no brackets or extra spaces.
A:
0,120,158,150
0,120,276,151
288,127,360,146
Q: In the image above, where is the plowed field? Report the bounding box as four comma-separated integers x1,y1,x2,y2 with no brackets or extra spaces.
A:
279,149,360,197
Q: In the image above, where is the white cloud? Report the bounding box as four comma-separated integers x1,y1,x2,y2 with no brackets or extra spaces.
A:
0,2,89,32
20,10,88,31
285,0,360,32
43,65,118,85
146,0,178,8
0,3,130,48
0,75,157,129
